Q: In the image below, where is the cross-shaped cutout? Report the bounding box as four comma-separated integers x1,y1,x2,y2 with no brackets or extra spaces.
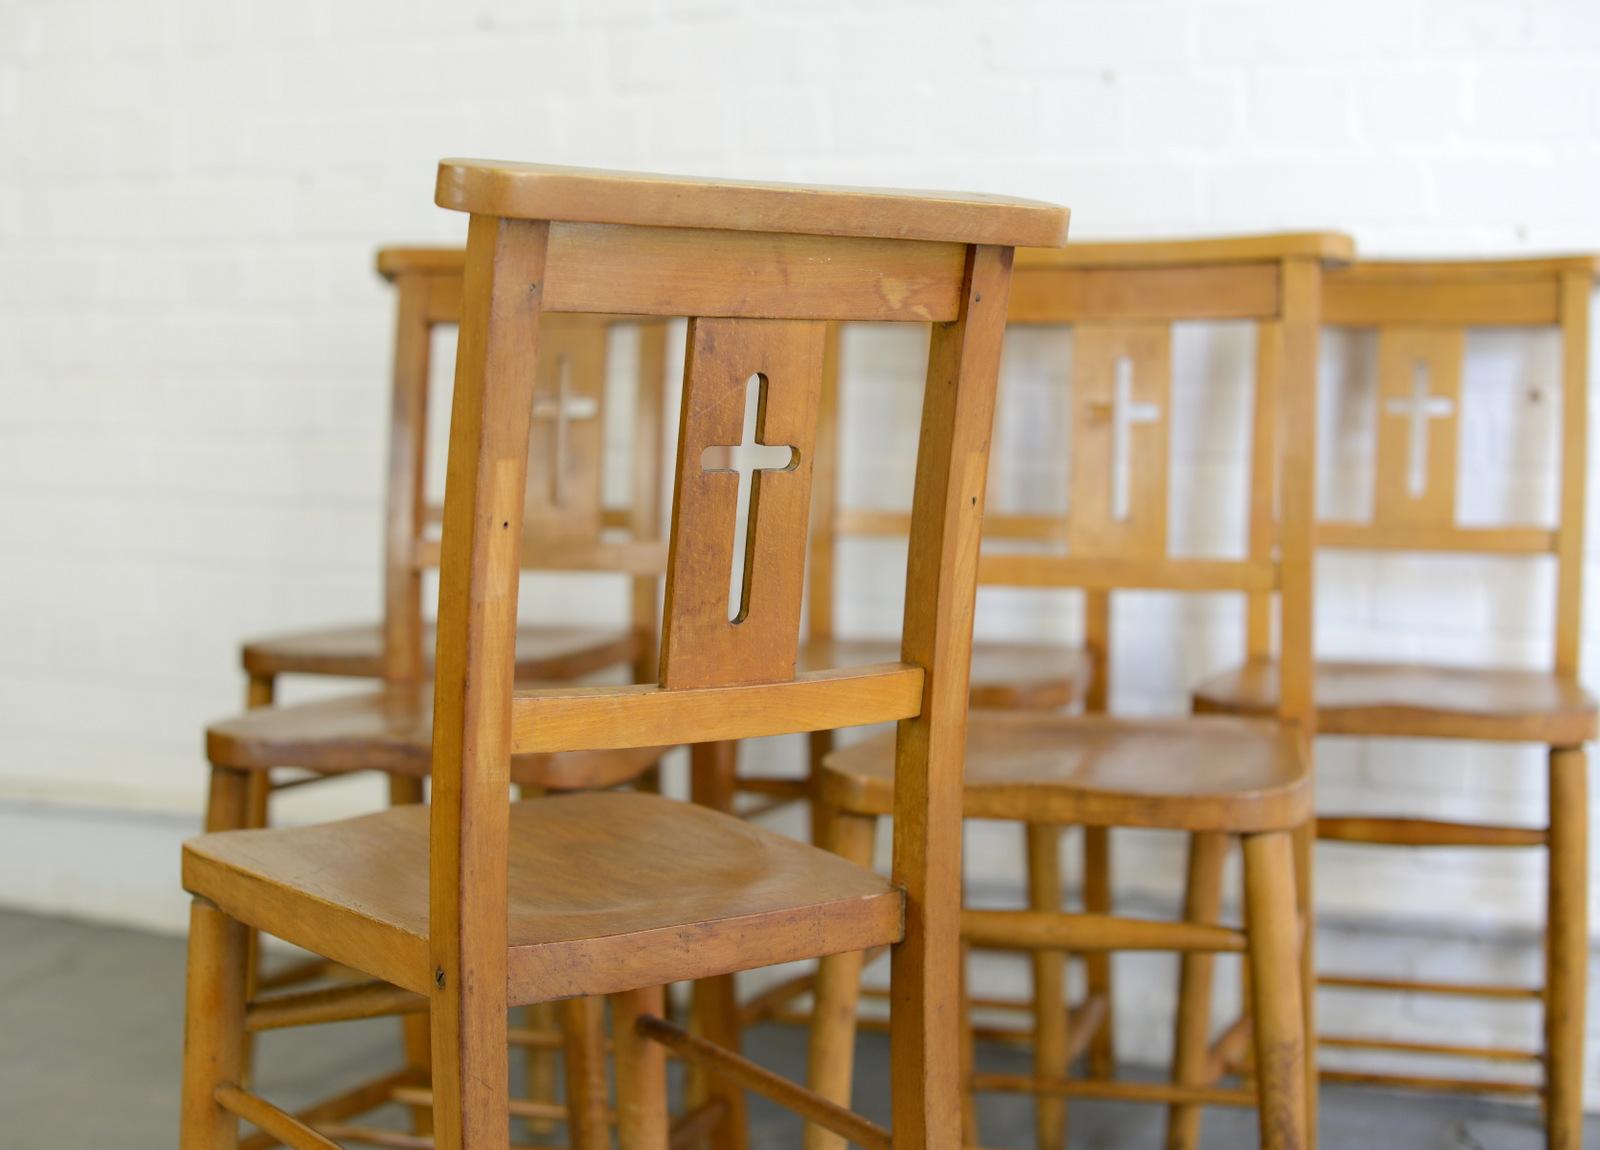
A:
530,354,599,507
1385,359,1453,499
1097,355,1162,522
700,373,798,622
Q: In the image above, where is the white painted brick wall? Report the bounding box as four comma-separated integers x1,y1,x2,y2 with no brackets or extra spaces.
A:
4,0,1600,1097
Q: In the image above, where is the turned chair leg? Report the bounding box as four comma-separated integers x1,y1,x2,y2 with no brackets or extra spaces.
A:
804,807,877,1150
1292,822,1317,1149
613,985,670,1150
561,996,610,1150
180,897,249,1150
390,775,434,1135
1166,831,1229,1150
1546,745,1588,1150
1242,832,1309,1150
1026,822,1069,1150
1082,825,1116,1077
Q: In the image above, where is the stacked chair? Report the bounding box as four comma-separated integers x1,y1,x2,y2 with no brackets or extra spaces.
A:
206,246,673,1137
177,159,1597,1150
179,161,1072,1148
807,234,1353,1150
1194,255,1599,1149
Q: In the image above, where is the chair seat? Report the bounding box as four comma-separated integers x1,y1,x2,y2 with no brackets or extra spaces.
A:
206,687,662,792
1192,659,1598,745
182,792,903,1002
800,637,1090,710
821,712,1310,833
241,621,642,682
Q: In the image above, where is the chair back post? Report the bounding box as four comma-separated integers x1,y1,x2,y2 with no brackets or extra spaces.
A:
428,213,550,1146
1555,268,1591,679
380,257,443,685
1275,254,1324,731
890,244,1013,1144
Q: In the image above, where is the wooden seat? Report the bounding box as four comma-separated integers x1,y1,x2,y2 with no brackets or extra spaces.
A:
821,713,1309,833
1194,659,1598,745
240,621,641,683
799,637,1090,710
207,688,663,792
184,792,903,1004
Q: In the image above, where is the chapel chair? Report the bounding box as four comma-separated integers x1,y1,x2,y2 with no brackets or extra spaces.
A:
1192,255,1599,1150
810,233,1353,1150
204,249,673,1140
179,159,1070,1150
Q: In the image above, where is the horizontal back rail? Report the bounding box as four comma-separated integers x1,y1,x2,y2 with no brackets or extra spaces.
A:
976,555,1279,593
1007,263,1281,324
510,663,924,753
541,223,967,322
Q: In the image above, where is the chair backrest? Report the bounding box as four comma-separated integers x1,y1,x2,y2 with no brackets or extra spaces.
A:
812,233,1350,726
374,247,670,686
1308,256,1598,679
428,160,1068,1142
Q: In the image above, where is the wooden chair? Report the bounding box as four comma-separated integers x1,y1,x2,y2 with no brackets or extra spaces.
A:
238,246,661,709
179,160,1070,1150
206,249,672,1141
810,234,1353,1150
1192,255,1599,1149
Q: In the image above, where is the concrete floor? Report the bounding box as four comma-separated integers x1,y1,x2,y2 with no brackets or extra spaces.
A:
0,908,1588,1148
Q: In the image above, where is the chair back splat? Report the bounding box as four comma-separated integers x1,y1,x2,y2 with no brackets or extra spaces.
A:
427,161,1070,1147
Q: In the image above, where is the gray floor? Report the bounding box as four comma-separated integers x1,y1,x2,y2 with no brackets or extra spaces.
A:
0,908,1588,1148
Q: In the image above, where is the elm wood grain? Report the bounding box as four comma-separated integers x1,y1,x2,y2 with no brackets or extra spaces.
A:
820,713,1310,834
798,635,1092,710
1192,659,1598,745
184,794,904,1006
435,160,1070,248
207,687,664,791
240,622,641,682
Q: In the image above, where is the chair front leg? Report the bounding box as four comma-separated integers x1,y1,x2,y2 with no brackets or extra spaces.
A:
613,984,671,1150
1025,822,1069,1150
1242,832,1308,1150
180,897,249,1150
1166,831,1229,1150
1545,744,1589,1150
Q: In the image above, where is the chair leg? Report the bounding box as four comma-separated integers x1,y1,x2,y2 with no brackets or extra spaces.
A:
807,730,836,845
1292,822,1317,1150
1242,832,1308,1150
1166,831,1229,1150
692,974,750,1150
1546,745,1588,1150
1082,825,1116,1078
181,897,249,1150
1025,822,1069,1150
959,940,979,1148
245,672,275,709
523,1001,559,1136
390,774,434,1136
613,985,670,1150
561,996,611,1150
805,808,877,1150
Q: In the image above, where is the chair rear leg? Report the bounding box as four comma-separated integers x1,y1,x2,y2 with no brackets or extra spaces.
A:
1166,831,1228,1150
613,985,670,1150
1026,822,1069,1150
181,897,249,1150
805,808,877,1150
1546,745,1588,1150
1242,832,1308,1150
